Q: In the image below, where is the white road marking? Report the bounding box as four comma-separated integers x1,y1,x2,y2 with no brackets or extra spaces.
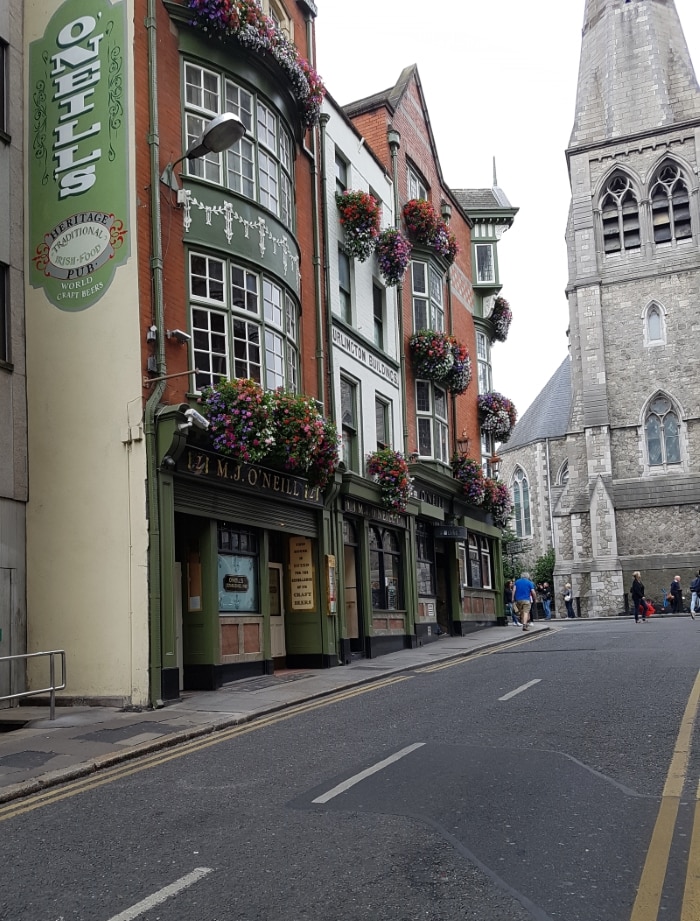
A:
105,867,213,921
499,679,542,701
312,742,426,804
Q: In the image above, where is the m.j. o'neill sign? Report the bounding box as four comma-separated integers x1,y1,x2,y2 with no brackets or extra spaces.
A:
29,0,129,311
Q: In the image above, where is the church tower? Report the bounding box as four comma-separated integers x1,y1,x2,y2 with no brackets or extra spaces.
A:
558,0,700,615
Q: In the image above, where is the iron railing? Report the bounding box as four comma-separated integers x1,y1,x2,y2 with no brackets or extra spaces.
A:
0,650,66,720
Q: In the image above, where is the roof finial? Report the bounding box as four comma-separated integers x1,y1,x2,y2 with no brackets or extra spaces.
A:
493,156,498,187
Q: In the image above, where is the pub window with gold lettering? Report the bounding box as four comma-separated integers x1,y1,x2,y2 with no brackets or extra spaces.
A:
218,524,259,614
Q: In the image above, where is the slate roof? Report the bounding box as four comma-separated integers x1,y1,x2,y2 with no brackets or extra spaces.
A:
500,356,572,452
452,187,515,211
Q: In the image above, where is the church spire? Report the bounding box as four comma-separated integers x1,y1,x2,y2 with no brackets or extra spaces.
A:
569,0,700,149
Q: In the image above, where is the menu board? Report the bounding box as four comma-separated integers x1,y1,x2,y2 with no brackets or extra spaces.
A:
289,537,315,611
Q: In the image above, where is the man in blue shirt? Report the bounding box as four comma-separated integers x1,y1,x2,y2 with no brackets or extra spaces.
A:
514,571,537,631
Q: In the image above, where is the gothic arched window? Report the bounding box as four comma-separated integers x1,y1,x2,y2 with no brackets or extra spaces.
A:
557,460,569,486
600,173,640,254
511,466,531,538
645,395,681,467
650,163,692,245
644,302,666,347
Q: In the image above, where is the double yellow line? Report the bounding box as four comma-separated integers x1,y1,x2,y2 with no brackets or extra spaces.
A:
631,668,700,920
0,675,408,822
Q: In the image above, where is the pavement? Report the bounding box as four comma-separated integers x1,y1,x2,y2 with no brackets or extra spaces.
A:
0,617,580,804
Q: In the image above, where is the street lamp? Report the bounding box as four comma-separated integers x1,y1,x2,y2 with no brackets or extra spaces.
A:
161,112,247,190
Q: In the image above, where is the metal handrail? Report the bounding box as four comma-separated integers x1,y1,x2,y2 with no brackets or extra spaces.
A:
0,650,66,720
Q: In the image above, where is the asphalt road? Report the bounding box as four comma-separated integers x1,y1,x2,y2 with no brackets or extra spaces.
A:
2,619,700,921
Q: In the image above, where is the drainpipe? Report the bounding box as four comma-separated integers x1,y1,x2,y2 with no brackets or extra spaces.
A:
318,112,337,423
305,16,325,406
387,128,408,451
144,0,167,706
545,437,554,551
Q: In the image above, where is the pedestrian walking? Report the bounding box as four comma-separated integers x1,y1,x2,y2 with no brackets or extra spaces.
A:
690,571,700,621
563,583,575,618
504,579,519,625
540,582,552,620
514,571,537,631
669,575,683,614
630,571,646,623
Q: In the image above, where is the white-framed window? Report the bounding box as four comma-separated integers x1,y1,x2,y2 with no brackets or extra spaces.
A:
373,283,385,349
338,247,352,323
645,394,681,468
183,62,294,230
260,0,293,40
407,164,428,202
650,163,692,246
476,331,491,394
335,150,348,194
643,301,666,347
511,466,531,538
481,431,496,477
411,261,444,331
600,172,640,254
475,243,495,284
341,376,359,471
416,381,449,463
375,395,391,450
189,252,298,393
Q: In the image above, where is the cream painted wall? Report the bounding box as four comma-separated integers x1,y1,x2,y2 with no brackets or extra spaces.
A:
24,0,150,704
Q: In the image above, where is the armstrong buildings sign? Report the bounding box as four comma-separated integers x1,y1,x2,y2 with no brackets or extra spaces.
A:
28,0,129,310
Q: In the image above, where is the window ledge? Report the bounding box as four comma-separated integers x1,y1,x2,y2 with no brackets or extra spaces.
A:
0,359,13,373
0,129,10,145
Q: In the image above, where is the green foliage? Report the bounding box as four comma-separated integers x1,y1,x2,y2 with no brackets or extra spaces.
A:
501,528,523,582
533,548,556,587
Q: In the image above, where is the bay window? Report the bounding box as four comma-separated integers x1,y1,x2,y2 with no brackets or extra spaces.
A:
416,381,449,463
183,62,294,230
412,261,444,331
190,252,299,393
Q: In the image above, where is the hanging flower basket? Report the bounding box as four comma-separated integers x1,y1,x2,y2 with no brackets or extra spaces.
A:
443,342,472,395
198,379,339,487
199,378,275,464
335,190,381,261
403,199,459,265
366,448,412,512
477,392,517,442
490,296,512,342
452,455,486,505
375,228,411,286
482,477,513,528
265,390,339,487
409,330,471,394
186,0,326,128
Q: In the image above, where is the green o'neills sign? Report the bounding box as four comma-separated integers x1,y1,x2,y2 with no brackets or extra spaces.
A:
29,0,129,311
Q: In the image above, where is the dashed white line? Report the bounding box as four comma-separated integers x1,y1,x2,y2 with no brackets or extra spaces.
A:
312,743,426,804
499,679,542,701
106,867,213,921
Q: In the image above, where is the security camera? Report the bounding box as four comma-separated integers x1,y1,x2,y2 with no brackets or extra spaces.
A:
184,408,210,431
167,329,192,343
